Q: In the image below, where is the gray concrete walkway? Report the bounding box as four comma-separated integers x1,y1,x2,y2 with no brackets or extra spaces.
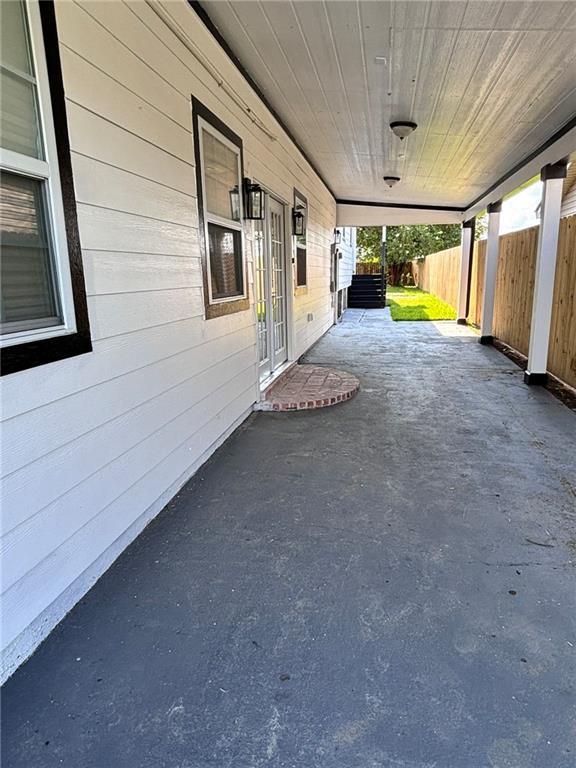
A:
3,310,576,768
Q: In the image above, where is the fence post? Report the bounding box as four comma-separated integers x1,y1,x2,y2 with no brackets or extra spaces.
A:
457,218,475,324
524,159,568,384
479,200,502,344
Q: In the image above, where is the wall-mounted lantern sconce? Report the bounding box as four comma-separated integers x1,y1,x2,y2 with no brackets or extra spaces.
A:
292,206,306,236
242,177,265,220
334,229,342,245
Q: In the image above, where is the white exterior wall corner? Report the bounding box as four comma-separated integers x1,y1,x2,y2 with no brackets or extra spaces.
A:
0,0,336,682
561,185,576,218
337,228,357,292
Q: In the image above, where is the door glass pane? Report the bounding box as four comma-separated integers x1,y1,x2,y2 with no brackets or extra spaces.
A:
270,208,285,355
0,171,61,333
202,129,240,221
254,219,268,365
275,321,285,353
207,222,243,299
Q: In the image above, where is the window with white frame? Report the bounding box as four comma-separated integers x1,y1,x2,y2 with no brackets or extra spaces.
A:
198,117,245,303
0,0,80,351
294,189,307,287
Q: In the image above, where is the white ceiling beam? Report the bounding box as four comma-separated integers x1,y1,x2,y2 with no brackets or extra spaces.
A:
336,203,463,226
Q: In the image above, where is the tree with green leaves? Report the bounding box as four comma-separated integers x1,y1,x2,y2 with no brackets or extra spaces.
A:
387,224,461,284
356,221,486,285
356,227,383,263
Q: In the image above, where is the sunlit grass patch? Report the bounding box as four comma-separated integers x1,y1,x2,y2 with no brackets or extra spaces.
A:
386,286,456,321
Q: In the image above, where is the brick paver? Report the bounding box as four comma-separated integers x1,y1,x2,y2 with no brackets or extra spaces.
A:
258,364,359,411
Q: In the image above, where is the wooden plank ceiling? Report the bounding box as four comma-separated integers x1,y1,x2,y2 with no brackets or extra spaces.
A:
200,0,576,207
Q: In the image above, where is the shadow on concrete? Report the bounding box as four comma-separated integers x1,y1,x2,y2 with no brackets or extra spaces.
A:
3,309,576,768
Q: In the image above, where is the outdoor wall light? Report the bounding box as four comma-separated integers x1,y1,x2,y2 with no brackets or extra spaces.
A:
242,178,265,220
292,207,306,236
383,175,401,188
390,120,417,140
334,229,342,245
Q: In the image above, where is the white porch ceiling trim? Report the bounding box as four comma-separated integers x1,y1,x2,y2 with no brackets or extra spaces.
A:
336,204,462,226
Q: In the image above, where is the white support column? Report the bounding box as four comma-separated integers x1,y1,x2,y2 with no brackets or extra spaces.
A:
524,159,568,385
479,200,502,344
457,218,475,324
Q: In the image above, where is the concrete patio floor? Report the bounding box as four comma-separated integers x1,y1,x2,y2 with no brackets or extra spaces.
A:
3,310,576,768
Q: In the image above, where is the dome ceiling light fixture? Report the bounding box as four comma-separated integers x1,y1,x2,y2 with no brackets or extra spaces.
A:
383,175,401,188
390,120,417,140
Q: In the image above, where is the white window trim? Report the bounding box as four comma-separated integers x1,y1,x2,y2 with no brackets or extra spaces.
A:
197,116,247,305
0,0,77,349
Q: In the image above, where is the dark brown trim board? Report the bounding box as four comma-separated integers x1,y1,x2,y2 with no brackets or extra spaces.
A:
336,200,463,212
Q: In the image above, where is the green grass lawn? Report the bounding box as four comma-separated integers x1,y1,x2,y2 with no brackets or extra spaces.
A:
386,286,456,321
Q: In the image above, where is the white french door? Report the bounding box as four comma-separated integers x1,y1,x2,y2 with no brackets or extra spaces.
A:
255,195,288,381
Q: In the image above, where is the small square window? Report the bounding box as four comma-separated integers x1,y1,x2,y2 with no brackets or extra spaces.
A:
296,248,307,287
294,189,308,287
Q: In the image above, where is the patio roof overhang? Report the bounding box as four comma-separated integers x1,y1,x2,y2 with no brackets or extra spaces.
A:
195,0,576,225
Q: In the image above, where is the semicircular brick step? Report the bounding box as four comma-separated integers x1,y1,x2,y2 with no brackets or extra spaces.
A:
257,365,359,412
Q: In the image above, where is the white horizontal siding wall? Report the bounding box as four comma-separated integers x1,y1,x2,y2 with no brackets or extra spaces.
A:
337,227,356,291
0,0,336,680
561,185,576,218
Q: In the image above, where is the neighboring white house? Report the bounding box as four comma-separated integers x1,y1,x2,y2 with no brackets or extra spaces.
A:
334,227,357,320
559,157,576,217
0,0,343,680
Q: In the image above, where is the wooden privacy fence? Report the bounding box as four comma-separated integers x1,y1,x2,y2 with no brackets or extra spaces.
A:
411,246,461,308
548,217,576,388
411,215,576,389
